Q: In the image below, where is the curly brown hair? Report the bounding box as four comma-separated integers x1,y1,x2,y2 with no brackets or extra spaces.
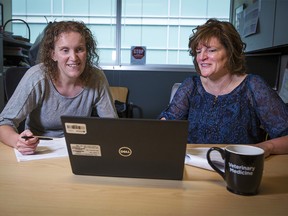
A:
38,20,99,85
188,18,246,75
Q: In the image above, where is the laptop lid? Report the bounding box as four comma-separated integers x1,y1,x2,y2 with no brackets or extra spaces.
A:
61,116,188,180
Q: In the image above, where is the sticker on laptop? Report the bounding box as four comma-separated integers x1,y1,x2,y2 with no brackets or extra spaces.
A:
65,123,87,134
70,144,101,156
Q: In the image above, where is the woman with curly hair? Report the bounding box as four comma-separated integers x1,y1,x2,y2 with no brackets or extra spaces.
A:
0,21,118,155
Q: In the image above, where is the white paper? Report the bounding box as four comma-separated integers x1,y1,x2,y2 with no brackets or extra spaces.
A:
185,147,224,171
279,67,288,103
14,137,68,162
243,2,259,37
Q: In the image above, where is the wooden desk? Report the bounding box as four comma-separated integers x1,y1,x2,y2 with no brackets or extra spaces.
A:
0,143,287,216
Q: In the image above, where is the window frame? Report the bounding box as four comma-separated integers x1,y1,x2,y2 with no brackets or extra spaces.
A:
10,0,232,71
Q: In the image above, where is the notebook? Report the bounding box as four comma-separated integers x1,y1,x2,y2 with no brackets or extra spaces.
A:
61,116,188,180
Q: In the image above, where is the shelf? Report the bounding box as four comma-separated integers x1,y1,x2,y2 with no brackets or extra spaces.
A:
245,44,288,55
3,37,32,49
2,32,32,67
4,46,29,57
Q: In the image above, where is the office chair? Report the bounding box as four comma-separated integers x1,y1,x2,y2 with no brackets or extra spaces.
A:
170,83,181,103
109,86,129,103
109,86,133,118
4,67,30,132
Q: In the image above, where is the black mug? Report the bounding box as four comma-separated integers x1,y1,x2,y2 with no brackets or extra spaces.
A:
206,145,264,195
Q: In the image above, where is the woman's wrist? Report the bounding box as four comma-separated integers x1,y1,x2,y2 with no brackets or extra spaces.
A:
256,141,274,158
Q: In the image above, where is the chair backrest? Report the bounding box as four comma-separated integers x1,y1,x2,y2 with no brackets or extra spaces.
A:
4,67,30,133
5,67,30,100
109,86,133,118
170,83,181,103
109,86,129,103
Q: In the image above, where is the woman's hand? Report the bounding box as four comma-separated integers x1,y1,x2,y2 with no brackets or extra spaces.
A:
254,142,273,158
16,130,40,155
255,136,288,158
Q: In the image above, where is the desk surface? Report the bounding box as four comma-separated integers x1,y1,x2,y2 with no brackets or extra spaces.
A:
0,143,287,216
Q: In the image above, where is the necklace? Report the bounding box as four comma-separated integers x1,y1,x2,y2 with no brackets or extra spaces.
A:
205,76,233,105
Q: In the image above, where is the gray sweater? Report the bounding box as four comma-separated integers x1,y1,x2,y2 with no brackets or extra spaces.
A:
0,64,118,137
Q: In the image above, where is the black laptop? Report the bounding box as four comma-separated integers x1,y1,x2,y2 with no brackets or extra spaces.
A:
61,116,188,180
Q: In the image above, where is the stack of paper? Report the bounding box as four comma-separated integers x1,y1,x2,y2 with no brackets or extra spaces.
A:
185,147,224,171
14,137,68,162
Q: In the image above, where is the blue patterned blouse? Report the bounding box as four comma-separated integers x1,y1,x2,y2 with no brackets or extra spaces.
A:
159,74,288,144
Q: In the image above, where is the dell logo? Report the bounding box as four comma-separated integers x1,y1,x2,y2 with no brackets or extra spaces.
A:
119,147,132,157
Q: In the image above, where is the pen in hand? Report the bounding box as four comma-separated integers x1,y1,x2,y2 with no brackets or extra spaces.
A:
21,136,53,141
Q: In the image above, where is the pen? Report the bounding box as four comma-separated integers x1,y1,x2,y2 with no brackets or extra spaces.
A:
21,136,53,141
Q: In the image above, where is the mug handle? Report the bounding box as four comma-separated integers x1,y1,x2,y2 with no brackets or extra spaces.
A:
206,147,225,179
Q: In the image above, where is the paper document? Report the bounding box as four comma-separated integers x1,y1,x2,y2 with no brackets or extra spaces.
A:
279,67,288,103
243,1,259,37
185,147,224,171
14,137,68,162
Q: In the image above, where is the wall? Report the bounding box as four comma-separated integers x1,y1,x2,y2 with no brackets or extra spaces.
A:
104,69,194,119
232,0,288,52
0,0,195,117
104,52,287,119
1,0,12,31
1,0,286,116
